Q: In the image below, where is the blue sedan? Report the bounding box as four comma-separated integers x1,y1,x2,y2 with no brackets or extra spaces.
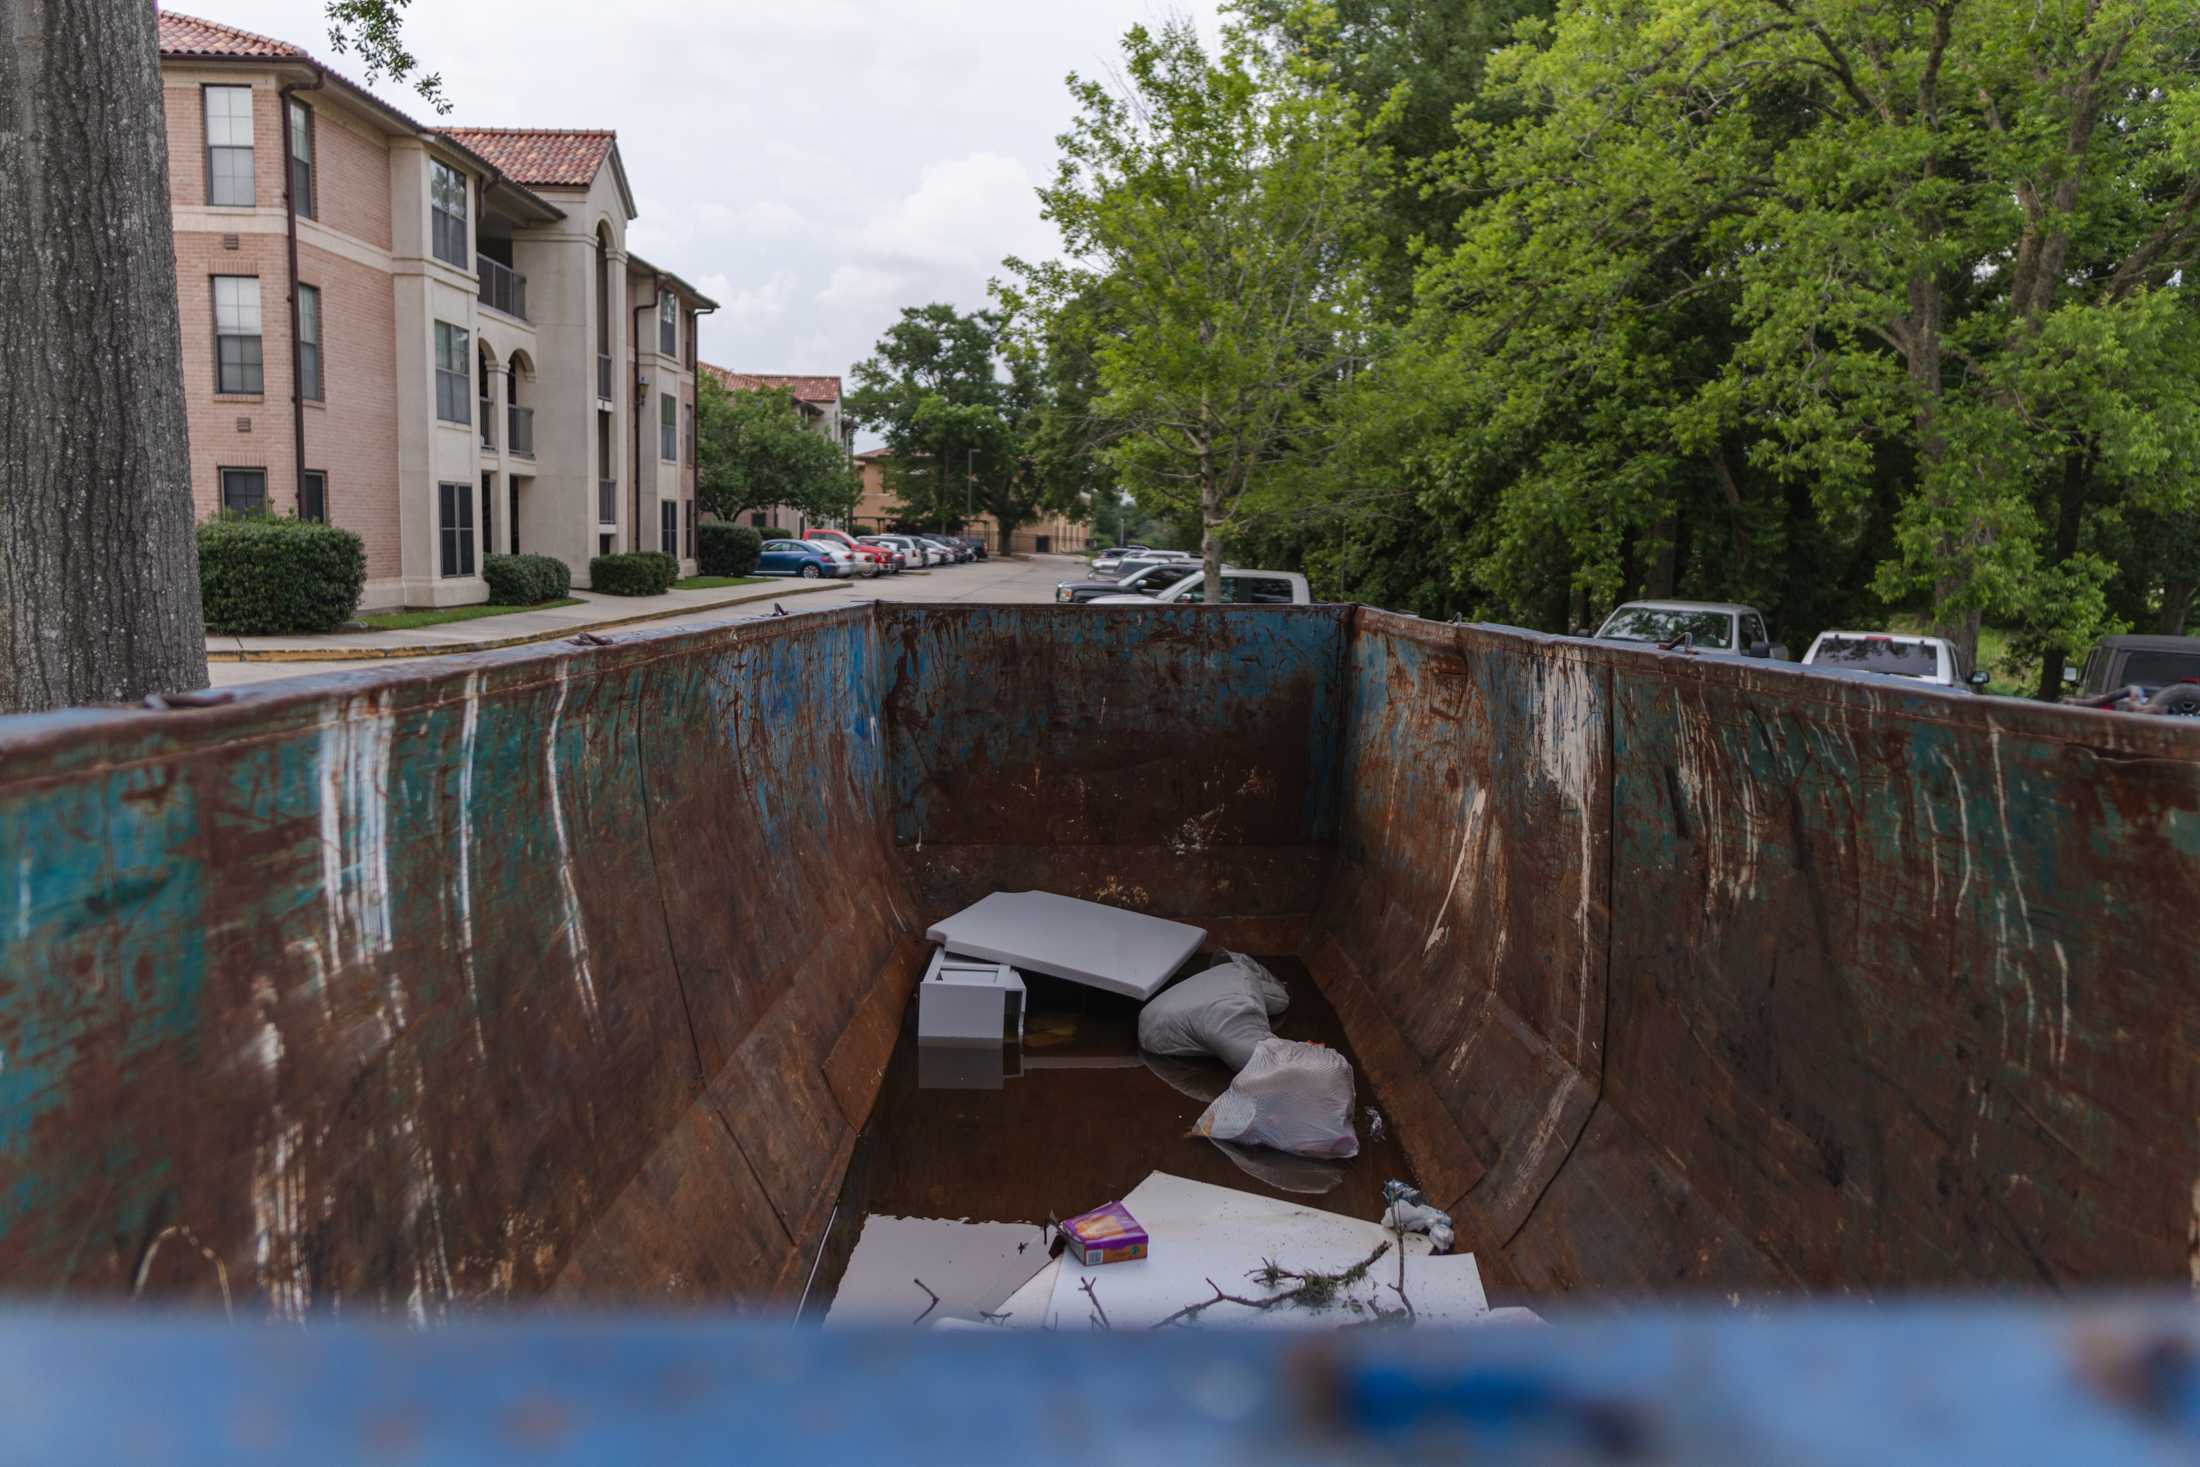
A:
756,539,844,579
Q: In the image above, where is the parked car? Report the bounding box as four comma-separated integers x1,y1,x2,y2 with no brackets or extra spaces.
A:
1592,600,1788,660
956,536,989,561
855,536,911,572
1056,561,1196,604
805,527,896,574
1092,553,1184,583
1802,632,1988,690
757,539,845,579
1089,568,1310,605
871,534,938,567
2065,634,2200,716
920,535,971,565
810,540,876,578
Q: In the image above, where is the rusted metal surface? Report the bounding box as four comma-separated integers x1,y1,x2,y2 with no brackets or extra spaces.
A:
0,605,918,1314
879,604,1351,925
1326,607,2200,1296
3,596,2194,1320
1314,615,1612,1266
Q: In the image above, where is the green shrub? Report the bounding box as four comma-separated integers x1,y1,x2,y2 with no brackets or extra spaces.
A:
197,514,366,634
588,551,677,597
482,553,571,605
764,526,797,541
698,522,763,577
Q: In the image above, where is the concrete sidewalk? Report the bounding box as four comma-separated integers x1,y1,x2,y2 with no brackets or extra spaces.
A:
208,578,846,661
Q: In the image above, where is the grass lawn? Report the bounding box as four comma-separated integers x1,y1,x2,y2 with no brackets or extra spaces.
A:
674,575,770,590
358,598,581,632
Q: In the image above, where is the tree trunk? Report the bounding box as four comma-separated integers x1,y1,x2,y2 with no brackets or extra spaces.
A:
0,0,206,711
2034,448,2094,701
2161,581,2195,637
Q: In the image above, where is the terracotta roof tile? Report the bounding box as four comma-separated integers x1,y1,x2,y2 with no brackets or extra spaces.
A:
156,9,307,58
441,128,617,189
700,364,841,404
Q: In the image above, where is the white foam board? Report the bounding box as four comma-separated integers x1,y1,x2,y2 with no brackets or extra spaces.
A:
994,1257,1064,1330
1044,1172,1490,1331
926,892,1206,1001
825,1216,1052,1328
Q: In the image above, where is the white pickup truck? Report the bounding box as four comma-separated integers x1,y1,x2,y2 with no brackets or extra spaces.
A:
1089,568,1310,606
1801,631,1989,690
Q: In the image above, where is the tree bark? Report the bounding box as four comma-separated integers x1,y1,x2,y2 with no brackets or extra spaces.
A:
2034,447,2093,701
2161,581,2195,637
0,0,206,711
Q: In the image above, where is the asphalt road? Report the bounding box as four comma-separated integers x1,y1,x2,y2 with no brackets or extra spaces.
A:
207,552,1095,687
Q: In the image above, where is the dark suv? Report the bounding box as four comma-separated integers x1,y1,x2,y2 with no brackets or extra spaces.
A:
2068,634,2200,716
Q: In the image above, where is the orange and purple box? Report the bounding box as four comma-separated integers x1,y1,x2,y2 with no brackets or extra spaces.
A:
1060,1201,1148,1266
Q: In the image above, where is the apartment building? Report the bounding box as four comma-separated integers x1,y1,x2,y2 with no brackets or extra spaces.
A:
697,367,853,533
848,449,1092,555
158,10,714,608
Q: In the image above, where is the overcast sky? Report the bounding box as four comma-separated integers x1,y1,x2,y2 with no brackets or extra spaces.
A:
192,0,1222,397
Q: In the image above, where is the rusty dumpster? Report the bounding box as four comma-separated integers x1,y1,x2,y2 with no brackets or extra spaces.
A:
1,602,2194,1314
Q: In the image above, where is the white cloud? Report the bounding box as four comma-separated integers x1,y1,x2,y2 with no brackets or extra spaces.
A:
817,264,908,310
851,153,1055,272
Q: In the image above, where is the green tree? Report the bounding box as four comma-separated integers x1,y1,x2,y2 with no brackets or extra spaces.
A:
1002,16,1389,602
694,375,855,527
846,303,1090,549
1332,0,2200,680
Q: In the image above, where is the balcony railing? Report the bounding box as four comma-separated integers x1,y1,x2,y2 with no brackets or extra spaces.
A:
596,353,612,400
478,399,494,449
597,479,616,525
477,257,527,321
508,404,534,458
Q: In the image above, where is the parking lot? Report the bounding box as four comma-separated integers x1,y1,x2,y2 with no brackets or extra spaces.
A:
208,553,1094,686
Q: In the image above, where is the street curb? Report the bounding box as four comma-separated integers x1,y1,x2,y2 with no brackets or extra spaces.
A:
208,580,848,662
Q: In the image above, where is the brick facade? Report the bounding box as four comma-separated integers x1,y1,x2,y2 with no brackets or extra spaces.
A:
158,14,715,609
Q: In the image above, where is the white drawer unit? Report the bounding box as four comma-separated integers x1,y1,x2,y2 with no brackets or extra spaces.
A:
918,948,1027,1048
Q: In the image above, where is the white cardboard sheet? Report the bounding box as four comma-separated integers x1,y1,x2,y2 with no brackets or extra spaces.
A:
926,892,1206,1001
1043,1172,1491,1331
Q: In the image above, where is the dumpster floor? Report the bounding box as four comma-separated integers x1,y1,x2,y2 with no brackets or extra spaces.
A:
803,954,1442,1322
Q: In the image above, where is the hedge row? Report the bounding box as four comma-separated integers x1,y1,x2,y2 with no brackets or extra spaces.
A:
697,522,763,577
197,514,366,634
482,553,572,606
589,551,678,597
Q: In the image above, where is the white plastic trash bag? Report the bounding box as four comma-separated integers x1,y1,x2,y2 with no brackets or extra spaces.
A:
1138,952,1290,1071
1193,1037,1359,1158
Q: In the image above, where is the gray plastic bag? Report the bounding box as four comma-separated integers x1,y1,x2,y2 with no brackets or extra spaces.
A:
1193,1037,1360,1158
1136,952,1289,1071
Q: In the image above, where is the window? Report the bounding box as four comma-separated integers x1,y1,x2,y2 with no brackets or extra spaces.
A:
660,392,677,460
300,470,327,522
203,85,253,206
287,99,315,217
219,467,266,514
296,283,322,401
684,501,695,558
438,481,476,577
212,276,262,394
434,322,469,423
658,291,676,355
1741,613,1768,650
599,532,613,557
661,500,678,555
683,402,695,465
430,159,468,270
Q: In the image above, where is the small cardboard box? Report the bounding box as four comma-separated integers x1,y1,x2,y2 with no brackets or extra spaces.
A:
1061,1201,1148,1266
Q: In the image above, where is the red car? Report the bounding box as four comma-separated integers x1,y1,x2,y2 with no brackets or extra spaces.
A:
804,527,898,573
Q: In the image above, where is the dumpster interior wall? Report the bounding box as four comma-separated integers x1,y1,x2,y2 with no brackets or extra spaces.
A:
0,603,2193,1314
